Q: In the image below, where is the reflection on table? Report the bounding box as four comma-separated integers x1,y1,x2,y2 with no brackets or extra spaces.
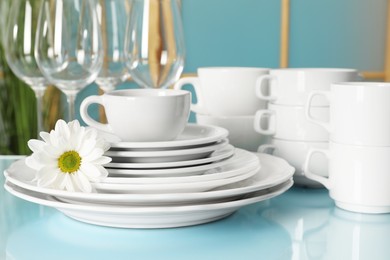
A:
2,156,390,260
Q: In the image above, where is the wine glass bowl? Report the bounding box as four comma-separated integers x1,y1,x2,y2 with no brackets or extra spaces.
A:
4,0,50,134
95,0,129,93
35,0,103,120
124,0,185,89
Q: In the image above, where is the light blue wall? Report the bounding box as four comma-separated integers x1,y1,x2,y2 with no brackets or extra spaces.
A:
75,0,388,124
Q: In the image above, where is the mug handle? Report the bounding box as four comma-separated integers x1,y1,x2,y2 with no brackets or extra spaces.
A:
257,144,276,154
80,95,113,134
305,91,331,132
303,148,331,189
173,77,207,114
254,109,276,135
255,75,277,101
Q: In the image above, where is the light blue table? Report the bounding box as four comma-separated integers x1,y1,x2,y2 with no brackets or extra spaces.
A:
1,156,390,260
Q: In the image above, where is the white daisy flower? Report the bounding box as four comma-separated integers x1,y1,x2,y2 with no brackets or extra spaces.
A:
25,119,112,193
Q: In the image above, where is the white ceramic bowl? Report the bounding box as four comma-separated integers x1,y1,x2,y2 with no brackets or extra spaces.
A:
196,114,270,152
258,138,328,187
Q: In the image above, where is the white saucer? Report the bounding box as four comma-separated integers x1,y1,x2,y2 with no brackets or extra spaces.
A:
93,167,259,194
106,139,229,163
4,179,293,228
104,150,259,184
4,152,294,206
105,145,235,169
105,148,259,177
107,124,229,150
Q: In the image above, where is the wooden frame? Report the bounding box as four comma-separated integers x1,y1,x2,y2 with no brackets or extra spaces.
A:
279,0,389,80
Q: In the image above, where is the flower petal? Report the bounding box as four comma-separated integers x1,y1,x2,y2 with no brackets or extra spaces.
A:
78,138,97,157
90,156,112,165
27,139,46,153
82,148,104,162
36,167,59,187
72,172,92,193
79,163,106,181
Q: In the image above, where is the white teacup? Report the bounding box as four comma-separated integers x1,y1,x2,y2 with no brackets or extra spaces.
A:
254,103,329,141
306,82,390,146
174,67,269,116
304,141,390,213
258,138,328,187
80,89,190,142
256,68,359,106
196,114,269,152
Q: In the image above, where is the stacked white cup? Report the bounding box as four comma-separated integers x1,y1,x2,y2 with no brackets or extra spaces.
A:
174,67,270,151
304,82,390,213
255,68,360,187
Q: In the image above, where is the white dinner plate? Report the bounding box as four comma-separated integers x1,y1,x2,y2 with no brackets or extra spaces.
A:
106,124,229,150
4,153,294,206
4,179,293,228
105,144,235,169
3,150,259,186
105,148,259,177
106,139,229,163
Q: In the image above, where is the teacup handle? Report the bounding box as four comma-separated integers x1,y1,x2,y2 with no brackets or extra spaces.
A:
305,91,331,132
80,95,113,134
257,144,276,154
255,75,277,101
173,77,207,114
303,148,331,189
254,109,276,135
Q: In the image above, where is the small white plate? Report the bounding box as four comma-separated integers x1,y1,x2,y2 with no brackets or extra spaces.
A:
4,152,294,206
107,124,229,150
93,167,259,194
106,139,229,163
104,151,259,184
105,148,259,177
4,179,293,228
105,145,235,169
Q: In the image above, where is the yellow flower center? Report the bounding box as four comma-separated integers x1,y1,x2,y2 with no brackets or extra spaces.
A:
58,151,81,174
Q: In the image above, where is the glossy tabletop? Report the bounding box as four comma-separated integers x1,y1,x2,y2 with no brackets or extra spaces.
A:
1,156,390,260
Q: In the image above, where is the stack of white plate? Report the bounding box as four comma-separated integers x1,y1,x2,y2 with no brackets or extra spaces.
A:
3,124,294,228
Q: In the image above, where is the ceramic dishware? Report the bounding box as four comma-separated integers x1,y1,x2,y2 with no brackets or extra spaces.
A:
80,89,190,142
306,82,390,146
174,67,269,116
256,68,359,106
304,141,390,213
258,138,328,187
254,103,329,141
196,114,269,151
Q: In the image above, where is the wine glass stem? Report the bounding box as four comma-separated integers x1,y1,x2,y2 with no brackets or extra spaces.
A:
32,86,46,137
66,93,76,121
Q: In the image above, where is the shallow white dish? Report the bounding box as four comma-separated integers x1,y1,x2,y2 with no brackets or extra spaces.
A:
106,144,235,169
106,139,229,163
104,150,259,184
4,179,293,228
93,168,259,194
105,148,259,177
4,152,294,206
106,124,229,150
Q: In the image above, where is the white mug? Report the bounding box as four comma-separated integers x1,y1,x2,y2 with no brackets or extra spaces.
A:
196,114,270,152
258,138,328,187
174,67,269,116
255,68,359,106
254,103,329,141
306,82,390,146
80,89,190,142
304,141,390,213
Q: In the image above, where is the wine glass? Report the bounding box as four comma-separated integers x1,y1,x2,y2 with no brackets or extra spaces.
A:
95,0,129,93
4,0,50,134
35,0,103,121
124,0,185,89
